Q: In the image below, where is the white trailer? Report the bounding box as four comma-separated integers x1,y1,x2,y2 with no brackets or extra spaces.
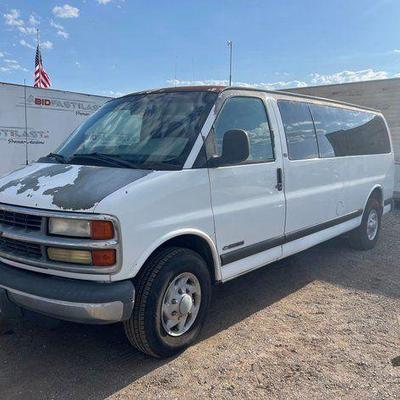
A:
0,82,110,177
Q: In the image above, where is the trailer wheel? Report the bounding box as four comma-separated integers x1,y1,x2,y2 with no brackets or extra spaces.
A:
124,247,211,358
348,197,382,250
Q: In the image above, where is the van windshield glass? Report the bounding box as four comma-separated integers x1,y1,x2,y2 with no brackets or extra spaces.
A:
55,91,217,170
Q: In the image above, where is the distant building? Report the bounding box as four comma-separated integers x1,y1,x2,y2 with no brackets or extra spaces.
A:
287,78,400,201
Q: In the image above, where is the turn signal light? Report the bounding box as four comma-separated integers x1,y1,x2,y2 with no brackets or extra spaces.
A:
92,249,116,266
91,221,114,240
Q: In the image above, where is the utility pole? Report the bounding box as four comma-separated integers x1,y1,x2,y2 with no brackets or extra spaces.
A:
227,40,233,86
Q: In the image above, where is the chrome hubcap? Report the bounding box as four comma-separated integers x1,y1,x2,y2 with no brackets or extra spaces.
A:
161,272,201,337
367,209,379,241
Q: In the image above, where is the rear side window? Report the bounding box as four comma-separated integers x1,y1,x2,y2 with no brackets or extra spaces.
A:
210,96,274,163
310,105,348,158
277,100,319,160
343,111,391,155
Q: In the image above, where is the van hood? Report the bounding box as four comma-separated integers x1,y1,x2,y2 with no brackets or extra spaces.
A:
0,163,151,212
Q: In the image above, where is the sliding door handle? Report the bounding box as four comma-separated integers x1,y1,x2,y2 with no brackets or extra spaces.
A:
276,168,283,191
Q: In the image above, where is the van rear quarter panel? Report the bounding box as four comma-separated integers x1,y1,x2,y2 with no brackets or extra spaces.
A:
343,153,394,213
344,114,395,212
94,169,216,282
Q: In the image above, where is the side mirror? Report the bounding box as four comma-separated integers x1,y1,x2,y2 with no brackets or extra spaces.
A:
209,129,250,167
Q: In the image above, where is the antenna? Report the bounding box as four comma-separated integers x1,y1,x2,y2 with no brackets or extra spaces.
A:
227,40,233,86
174,55,178,86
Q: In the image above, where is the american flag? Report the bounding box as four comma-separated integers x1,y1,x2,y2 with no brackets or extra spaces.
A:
34,44,51,88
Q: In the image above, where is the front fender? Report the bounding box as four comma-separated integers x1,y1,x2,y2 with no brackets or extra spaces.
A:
131,228,221,282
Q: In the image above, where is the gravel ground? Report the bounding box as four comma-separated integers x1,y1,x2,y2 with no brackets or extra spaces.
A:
0,212,399,400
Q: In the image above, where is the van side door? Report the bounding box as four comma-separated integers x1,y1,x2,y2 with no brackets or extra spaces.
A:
206,92,286,281
275,99,346,250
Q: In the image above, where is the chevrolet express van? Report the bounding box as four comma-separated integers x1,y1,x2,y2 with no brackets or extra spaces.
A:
0,86,394,358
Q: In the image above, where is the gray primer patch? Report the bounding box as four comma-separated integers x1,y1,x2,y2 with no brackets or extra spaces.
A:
43,166,151,210
0,165,74,195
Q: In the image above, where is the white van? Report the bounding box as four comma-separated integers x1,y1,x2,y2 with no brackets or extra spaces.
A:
0,86,395,357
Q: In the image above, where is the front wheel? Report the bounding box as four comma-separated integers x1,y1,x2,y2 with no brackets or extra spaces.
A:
124,247,211,358
348,198,382,250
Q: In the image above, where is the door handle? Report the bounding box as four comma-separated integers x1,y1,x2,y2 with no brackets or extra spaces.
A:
276,168,283,191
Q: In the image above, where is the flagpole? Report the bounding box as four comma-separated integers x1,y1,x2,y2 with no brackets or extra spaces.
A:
23,79,28,166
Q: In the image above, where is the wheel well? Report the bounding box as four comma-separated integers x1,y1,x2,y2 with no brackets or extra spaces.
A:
369,187,383,208
142,235,218,284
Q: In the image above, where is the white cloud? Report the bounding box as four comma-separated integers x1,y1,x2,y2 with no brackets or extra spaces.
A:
57,30,69,39
97,0,112,4
392,49,400,54
167,69,400,90
4,9,37,35
3,9,24,27
50,20,69,39
17,26,36,35
166,79,307,90
309,69,389,85
0,52,4,58
29,15,40,25
50,20,64,30
19,39,35,49
75,61,81,68
100,90,127,97
41,41,54,50
52,4,80,18
0,58,28,72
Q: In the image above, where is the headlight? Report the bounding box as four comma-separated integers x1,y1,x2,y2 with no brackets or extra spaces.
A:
49,218,91,237
48,218,114,240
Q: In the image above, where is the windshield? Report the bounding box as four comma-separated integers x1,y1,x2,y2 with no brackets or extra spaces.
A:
54,91,217,170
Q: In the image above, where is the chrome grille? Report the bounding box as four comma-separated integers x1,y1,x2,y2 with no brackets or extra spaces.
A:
0,237,43,260
0,209,42,231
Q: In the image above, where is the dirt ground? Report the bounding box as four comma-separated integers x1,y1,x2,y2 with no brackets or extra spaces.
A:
0,212,399,400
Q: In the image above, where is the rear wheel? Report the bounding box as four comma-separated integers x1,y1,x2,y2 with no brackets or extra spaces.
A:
348,197,382,250
124,247,211,358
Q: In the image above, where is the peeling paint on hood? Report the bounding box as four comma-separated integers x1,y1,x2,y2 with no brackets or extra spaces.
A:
0,163,151,212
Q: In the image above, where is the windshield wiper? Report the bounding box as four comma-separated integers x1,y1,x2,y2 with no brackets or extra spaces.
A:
69,152,141,169
46,153,68,164
138,161,181,171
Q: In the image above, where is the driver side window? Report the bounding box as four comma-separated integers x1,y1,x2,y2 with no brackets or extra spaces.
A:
206,96,274,163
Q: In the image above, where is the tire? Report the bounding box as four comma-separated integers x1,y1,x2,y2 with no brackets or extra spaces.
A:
124,247,211,358
348,197,382,250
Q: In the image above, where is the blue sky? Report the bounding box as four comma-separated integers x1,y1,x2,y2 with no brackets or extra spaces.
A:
1,0,400,96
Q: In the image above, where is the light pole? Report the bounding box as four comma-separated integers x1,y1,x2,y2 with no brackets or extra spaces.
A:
227,40,233,86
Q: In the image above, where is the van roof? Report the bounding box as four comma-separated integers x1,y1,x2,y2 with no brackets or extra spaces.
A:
120,85,380,113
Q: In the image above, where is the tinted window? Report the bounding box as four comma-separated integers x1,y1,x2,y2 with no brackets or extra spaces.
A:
310,105,391,157
343,111,391,155
310,105,348,157
278,100,319,160
209,96,274,162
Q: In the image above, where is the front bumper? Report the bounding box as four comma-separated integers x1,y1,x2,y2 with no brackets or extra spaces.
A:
0,262,135,324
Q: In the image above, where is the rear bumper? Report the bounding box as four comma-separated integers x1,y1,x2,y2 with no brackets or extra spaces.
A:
0,262,135,324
